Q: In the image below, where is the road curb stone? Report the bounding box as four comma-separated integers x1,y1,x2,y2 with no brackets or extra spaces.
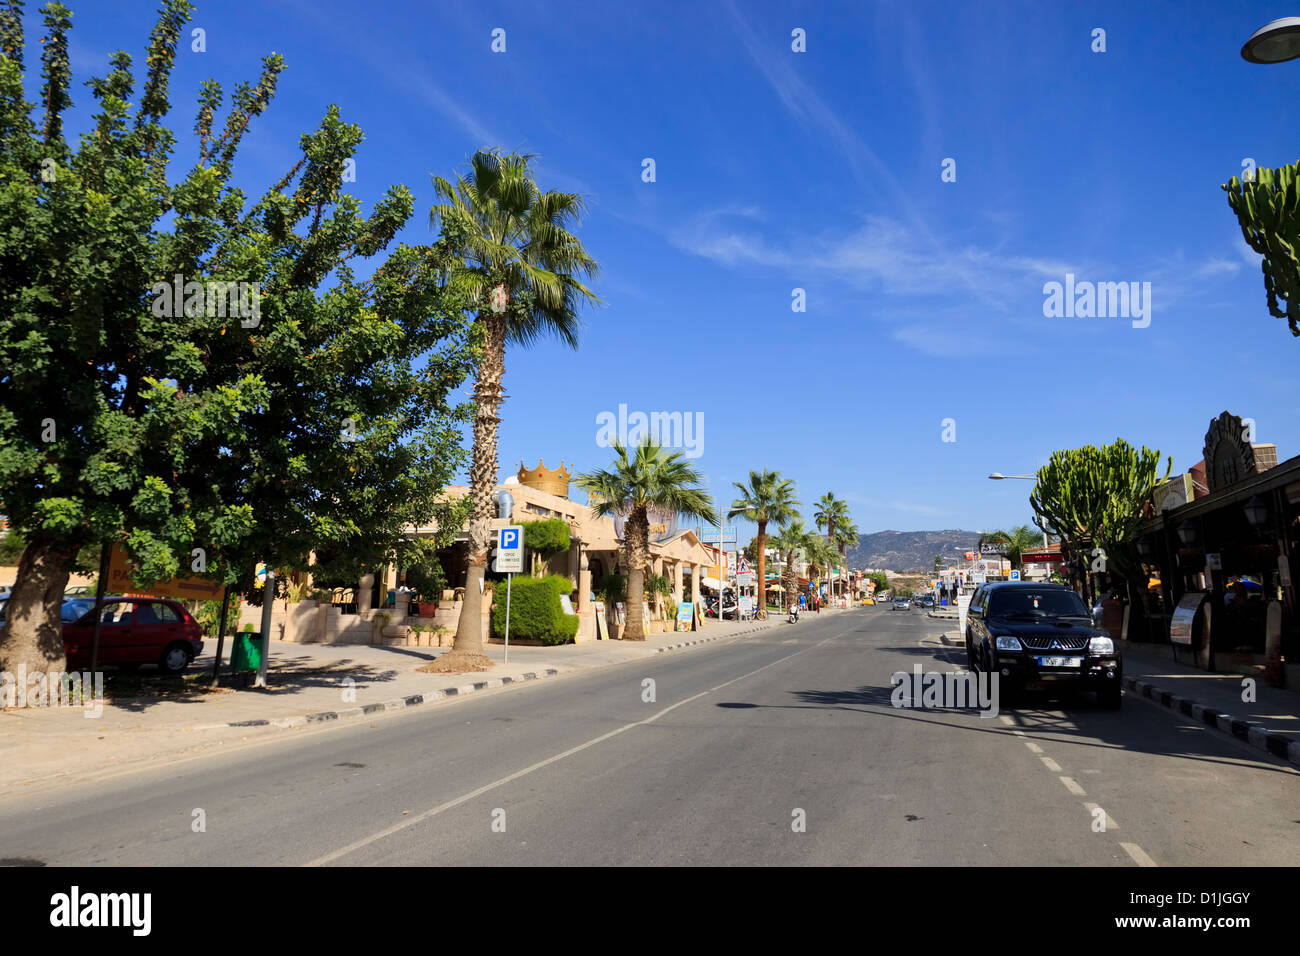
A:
1121,674,1299,767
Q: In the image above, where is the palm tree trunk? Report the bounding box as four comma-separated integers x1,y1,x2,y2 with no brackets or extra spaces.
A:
0,535,75,676
755,519,768,619
453,313,506,656
624,509,649,640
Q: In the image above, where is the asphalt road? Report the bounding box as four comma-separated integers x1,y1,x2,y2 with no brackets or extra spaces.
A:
1,608,1296,866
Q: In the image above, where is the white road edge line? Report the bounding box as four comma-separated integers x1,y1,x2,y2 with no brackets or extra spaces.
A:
1059,775,1086,796
304,631,846,866
1121,842,1158,867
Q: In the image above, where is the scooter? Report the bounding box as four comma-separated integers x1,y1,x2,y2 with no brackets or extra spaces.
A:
788,605,800,624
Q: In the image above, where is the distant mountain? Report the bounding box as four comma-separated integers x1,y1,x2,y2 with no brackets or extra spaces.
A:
846,529,982,573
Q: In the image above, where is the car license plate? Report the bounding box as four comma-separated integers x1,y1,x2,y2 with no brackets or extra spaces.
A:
1037,656,1081,668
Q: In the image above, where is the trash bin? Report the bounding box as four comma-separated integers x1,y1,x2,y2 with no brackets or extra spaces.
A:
230,632,262,673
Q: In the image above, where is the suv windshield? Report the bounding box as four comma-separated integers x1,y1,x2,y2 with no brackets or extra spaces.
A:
987,589,1089,620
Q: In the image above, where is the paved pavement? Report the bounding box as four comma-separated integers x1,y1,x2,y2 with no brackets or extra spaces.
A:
0,612,791,795
1,607,1294,866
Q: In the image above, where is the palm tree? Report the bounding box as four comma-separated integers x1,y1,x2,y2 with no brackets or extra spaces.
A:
729,470,799,620
576,440,714,641
802,533,839,606
430,150,599,659
834,521,859,600
978,524,1043,570
771,518,812,612
814,494,850,594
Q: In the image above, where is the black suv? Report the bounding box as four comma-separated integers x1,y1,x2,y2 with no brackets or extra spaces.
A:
965,582,1121,707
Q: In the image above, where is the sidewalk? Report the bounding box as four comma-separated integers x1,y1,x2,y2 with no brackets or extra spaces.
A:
0,614,784,794
939,632,1300,766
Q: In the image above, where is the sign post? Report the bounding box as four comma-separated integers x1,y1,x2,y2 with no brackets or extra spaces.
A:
493,525,524,662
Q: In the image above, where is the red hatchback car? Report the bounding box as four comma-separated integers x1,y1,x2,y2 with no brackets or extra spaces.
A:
63,597,205,675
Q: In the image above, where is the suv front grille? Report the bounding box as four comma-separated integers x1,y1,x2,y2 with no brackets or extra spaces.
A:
1019,634,1089,650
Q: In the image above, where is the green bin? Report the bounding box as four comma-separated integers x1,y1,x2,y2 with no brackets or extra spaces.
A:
230,631,263,673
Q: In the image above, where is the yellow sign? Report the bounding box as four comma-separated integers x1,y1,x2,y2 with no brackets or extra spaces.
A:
107,543,224,601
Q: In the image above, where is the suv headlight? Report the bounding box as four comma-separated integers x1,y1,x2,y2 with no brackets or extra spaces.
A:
994,635,1022,651
1089,636,1115,655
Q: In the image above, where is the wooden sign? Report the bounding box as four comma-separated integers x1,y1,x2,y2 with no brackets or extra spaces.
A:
107,542,223,601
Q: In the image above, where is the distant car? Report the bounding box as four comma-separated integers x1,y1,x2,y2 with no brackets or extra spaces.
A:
62,597,204,675
921,595,936,609
892,597,911,610
862,597,875,606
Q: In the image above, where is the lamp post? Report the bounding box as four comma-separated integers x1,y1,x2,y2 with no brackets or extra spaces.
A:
987,472,1049,548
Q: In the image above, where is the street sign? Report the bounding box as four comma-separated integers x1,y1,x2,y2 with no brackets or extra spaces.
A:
1009,569,1021,581
494,524,524,573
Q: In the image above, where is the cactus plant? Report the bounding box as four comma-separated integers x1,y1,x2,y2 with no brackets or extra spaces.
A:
1224,162,1300,338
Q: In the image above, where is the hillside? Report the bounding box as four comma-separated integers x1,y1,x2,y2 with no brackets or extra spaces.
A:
846,529,982,573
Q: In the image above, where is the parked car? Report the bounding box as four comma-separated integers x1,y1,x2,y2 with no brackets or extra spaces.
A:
62,597,204,675
861,597,875,606
965,582,1121,707
921,595,936,609
0,596,94,625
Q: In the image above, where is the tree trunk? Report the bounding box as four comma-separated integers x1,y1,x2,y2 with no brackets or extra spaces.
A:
0,535,75,677
783,550,797,612
623,509,649,640
755,520,768,620
453,313,506,656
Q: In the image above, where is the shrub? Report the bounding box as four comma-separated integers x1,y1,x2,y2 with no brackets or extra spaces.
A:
524,518,571,576
492,574,579,645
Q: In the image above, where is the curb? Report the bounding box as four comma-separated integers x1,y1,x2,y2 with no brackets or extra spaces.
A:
213,622,779,730
218,667,564,730
656,620,776,653
1120,675,1300,768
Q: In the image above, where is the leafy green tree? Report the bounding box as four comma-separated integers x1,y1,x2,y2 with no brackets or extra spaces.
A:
523,517,571,578
1224,161,1300,337
429,150,599,661
729,470,799,619
0,1,476,676
577,440,714,640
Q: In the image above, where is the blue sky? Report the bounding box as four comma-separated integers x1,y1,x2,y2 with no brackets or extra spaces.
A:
42,0,1300,544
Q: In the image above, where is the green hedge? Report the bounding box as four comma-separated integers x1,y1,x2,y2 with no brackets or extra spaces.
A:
491,574,578,645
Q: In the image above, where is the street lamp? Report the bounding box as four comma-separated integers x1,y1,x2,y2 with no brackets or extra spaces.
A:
988,471,1048,547
1242,17,1300,64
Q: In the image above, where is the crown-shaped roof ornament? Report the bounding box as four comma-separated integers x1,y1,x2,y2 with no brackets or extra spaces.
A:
516,458,572,498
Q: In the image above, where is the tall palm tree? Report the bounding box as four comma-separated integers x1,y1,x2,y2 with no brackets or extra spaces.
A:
834,521,859,599
576,440,714,641
729,470,799,620
814,494,850,596
430,150,599,659
802,533,839,605
771,518,812,612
